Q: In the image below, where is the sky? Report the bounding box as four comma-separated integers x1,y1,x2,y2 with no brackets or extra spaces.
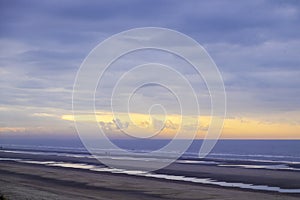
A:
0,0,300,140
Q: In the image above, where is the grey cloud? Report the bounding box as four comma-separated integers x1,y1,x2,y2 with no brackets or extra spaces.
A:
113,118,129,130
99,121,114,132
0,0,300,134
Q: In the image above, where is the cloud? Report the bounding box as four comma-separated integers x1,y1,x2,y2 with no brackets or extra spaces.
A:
99,121,115,132
0,127,26,133
32,113,58,118
0,1,300,138
113,118,129,130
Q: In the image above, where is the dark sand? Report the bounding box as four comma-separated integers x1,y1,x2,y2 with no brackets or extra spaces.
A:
0,160,300,200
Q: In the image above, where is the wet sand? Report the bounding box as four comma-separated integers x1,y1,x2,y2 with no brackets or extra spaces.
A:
0,160,299,200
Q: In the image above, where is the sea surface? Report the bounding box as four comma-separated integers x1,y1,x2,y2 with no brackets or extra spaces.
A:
1,138,300,163
1,138,300,193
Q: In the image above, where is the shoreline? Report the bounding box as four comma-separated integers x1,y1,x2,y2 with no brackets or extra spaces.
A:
1,161,300,200
1,150,300,190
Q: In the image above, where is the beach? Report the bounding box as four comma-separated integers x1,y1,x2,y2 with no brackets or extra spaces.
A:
0,150,300,200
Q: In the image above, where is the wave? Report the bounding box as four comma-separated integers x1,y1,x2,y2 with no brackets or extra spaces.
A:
207,152,300,160
2,149,300,171
2,143,300,162
0,143,86,152
218,164,300,171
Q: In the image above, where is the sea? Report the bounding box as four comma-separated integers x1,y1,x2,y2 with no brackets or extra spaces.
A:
1,138,300,193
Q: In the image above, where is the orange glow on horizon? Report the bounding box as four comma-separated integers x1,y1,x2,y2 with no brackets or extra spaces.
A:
61,112,300,139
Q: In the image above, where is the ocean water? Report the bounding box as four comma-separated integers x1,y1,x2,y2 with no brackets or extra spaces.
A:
1,138,300,163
